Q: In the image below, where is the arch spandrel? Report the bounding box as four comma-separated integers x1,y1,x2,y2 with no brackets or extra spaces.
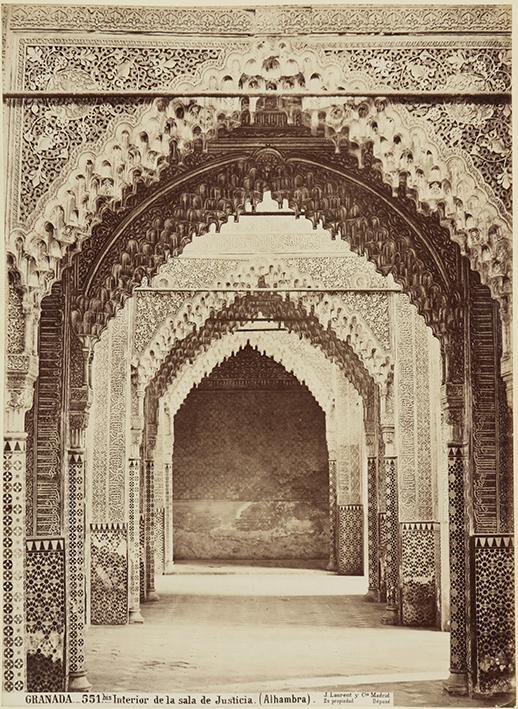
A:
7,90,510,314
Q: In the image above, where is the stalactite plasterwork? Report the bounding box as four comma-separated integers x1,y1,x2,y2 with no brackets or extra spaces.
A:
6,35,511,312
165,330,337,419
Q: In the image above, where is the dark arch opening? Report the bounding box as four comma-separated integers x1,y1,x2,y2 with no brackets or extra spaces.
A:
172,345,330,565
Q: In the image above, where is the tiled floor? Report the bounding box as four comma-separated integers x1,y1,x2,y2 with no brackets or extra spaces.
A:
86,563,510,707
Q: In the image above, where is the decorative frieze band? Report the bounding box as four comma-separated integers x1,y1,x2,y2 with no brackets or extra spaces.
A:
473,534,513,549
401,522,435,532
26,537,64,552
90,522,128,532
7,5,511,35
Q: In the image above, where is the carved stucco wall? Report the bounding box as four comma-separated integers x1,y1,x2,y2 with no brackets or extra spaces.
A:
172,346,329,560
395,294,439,523
87,304,131,525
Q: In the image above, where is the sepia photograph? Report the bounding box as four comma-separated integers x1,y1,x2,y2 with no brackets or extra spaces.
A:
1,1,514,707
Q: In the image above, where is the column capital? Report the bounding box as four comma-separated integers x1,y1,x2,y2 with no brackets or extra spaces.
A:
380,424,396,457
441,381,466,445
129,423,145,458
146,422,158,456
69,386,92,449
5,353,39,432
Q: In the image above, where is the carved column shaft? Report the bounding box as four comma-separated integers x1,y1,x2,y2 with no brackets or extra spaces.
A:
128,379,145,623
380,389,399,625
325,402,337,571
366,454,379,599
363,387,379,600
442,378,469,696
144,457,159,600
128,457,144,623
4,354,38,693
65,335,93,692
3,432,28,693
163,408,174,570
143,393,159,601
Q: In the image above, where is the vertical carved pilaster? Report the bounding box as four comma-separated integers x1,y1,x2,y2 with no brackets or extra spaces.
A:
4,353,38,693
66,448,90,691
326,398,337,571
66,337,92,692
164,457,174,569
128,458,144,623
380,380,400,625
442,377,469,696
327,459,337,570
377,444,387,603
144,458,159,601
381,455,399,624
163,404,174,571
366,456,379,600
445,445,469,693
3,434,28,693
128,376,145,622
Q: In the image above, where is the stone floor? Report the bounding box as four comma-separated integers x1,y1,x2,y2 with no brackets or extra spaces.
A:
86,562,510,707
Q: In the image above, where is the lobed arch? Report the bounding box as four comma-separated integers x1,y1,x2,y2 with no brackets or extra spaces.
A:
133,272,393,389
162,329,338,419
8,91,510,313
69,153,467,356
132,258,393,383
145,290,378,406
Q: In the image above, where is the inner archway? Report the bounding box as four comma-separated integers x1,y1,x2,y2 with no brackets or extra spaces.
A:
172,346,330,565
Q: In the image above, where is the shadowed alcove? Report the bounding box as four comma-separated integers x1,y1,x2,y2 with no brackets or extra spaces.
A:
172,345,329,563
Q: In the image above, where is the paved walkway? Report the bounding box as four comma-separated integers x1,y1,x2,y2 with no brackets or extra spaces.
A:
86,563,507,706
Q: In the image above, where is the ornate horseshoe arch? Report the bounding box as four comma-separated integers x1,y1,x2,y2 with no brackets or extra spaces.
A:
67,151,469,353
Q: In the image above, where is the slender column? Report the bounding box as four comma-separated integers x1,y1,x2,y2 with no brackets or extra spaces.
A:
153,403,167,576
325,400,337,571
379,391,400,625
128,457,144,623
363,388,379,600
128,380,145,623
365,452,379,601
4,353,38,693
144,456,159,601
327,460,337,570
164,405,174,572
144,406,159,601
442,384,469,695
